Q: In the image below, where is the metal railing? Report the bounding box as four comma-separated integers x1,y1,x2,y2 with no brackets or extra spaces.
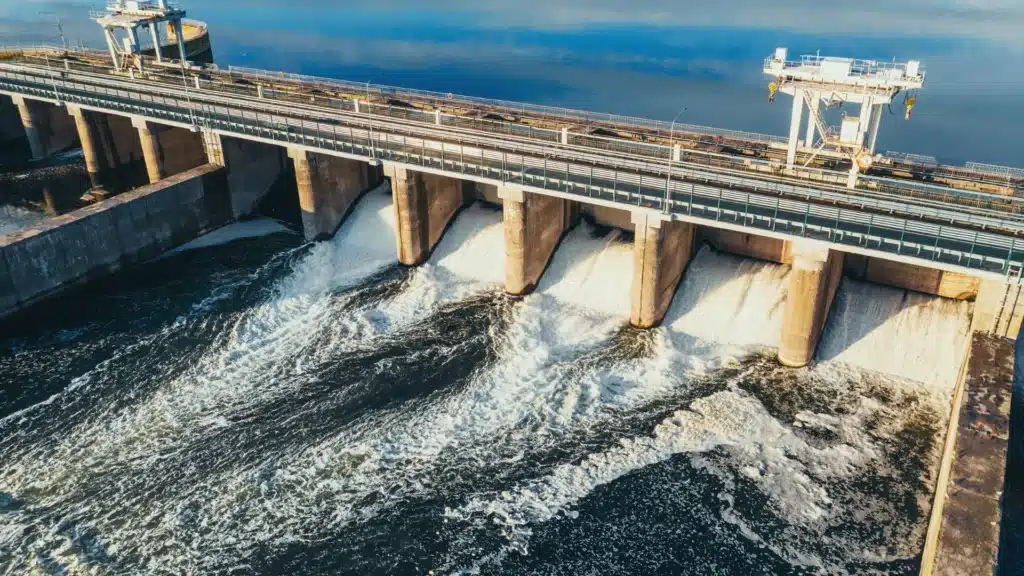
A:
1,65,1023,277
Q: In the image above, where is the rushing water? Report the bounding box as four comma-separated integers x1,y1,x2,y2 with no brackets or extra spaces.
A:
0,185,972,574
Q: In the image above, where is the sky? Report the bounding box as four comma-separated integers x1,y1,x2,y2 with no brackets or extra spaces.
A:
1,1,1021,166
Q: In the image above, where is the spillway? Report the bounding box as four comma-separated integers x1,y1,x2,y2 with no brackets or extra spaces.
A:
0,196,974,574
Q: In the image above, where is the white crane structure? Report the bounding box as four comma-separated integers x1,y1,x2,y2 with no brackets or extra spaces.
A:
764,48,925,188
91,1,188,74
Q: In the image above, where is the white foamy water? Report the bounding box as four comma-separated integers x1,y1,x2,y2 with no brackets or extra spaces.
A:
164,217,295,255
818,279,973,391
668,246,790,349
0,204,45,236
540,224,634,318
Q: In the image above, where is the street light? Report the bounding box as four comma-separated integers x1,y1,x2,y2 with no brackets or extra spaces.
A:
663,107,687,213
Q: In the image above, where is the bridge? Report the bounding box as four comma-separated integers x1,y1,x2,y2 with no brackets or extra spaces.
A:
1,41,1023,368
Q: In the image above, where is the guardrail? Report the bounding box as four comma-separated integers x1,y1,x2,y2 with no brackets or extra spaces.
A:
1,63,1022,278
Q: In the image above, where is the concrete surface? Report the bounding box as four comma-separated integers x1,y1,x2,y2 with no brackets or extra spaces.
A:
502,186,576,295
290,149,380,241
209,134,288,219
388,165,470,265
845,254,981,300
0,164,231,320
925,332,1014,575
778,241,844,367
630,213,695,329
972,280,1024,340
700,227,793,264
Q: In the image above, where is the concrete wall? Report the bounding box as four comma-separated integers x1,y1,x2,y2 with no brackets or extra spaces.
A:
502,187,576,295
0,164,231,320
971,280,1024,340
421,172,474,251
291,150,381,240
845,254,980,300
388,166,471,265
11,97,78,159
474,182,501,205
921,332,1013,576
210,134,289,219
88,112,147,191
154,125,207,177
630,213,696,328
581,204,634,231
700,227,793,264
0,95,25,147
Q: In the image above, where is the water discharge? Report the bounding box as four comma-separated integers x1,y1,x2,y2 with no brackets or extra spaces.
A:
0,192,975,574
0,204,45,236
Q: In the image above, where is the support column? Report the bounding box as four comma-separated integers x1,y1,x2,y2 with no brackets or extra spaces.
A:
786,90,804,168
133,117,165,184
630,212,696,329
385,164,470,265
291,149,379,241
500,186,576,295
778,240,845,367
12,96,43,160
387,165,427,265
67,106,104,189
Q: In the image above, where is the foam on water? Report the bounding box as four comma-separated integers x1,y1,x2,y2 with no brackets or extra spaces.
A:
164,217,295,256
0,204,45,236
539,224,634,318
667,246,790,349
818,279,973,391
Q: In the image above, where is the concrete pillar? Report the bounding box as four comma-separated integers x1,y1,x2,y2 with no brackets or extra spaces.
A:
500,186,576,296
778,240,845,367
630,212,696,329
12,96,43,160
67,106,104,189
971,279,1024,340
291,148,378,241
385,164,471,265
133,118,165,184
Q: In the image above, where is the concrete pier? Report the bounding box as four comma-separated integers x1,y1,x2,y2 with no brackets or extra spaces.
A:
290,149,382,241
68,106,105,189
134,118,165,184
0,164,232,320
778,240,844,367
386,165,471,265
630,213,696,329
11,96,43,160
205,133,288,219
500,185,576,295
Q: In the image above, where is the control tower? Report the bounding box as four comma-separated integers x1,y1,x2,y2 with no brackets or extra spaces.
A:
764,48,925,188
92,1,188,74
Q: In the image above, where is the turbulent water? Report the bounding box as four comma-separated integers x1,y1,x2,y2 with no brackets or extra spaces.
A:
0,185,972,574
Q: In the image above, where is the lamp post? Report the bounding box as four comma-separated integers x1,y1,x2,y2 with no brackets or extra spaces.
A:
663,107,687,213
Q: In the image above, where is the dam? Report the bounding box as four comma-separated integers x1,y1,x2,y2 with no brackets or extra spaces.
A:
0,3,1021,574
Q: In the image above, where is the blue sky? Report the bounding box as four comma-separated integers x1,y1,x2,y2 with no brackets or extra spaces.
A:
1,1,1021,165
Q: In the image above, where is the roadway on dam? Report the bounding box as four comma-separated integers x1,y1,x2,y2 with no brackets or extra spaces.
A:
1,51,1023,277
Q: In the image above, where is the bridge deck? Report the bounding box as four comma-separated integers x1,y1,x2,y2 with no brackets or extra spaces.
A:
1,47,1022,279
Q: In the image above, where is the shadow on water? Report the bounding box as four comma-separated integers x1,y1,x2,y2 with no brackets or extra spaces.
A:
998,334,1024,574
